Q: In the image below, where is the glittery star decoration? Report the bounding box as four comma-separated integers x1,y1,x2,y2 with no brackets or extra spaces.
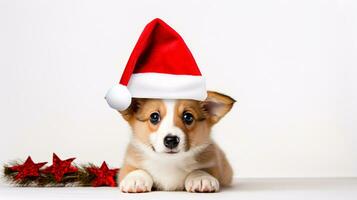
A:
10,156,47,180
87,161,119,187
42,153,78,182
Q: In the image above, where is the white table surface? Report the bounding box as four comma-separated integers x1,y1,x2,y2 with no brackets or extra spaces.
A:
1,178,356,200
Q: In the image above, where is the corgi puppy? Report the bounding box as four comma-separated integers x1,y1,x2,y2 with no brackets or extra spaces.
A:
118,91,235,193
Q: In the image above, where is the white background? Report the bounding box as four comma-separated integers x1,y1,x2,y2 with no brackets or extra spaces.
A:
0,0,356,180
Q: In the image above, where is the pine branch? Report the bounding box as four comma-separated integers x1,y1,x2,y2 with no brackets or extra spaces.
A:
3,161,119,187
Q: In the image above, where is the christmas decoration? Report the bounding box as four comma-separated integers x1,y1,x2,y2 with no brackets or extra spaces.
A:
9,156,47,180
42,153,78,182
86,162,119,187
105,18,206,111
3,154,119,187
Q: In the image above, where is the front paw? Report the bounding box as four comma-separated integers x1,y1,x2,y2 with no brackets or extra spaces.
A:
185,170,220,193
120,170,153,193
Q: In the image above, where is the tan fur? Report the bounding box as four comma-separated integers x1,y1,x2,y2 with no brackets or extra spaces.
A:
118,91,235,191
195,143,233,186
118,163,137,183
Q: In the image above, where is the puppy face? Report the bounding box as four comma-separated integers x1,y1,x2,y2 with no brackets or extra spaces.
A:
120,91,235,154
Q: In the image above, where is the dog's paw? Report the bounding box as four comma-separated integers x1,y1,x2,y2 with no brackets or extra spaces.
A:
120,170,153,193
185,170,220,193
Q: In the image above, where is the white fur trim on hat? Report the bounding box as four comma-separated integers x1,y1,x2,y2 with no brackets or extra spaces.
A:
127,73,207,100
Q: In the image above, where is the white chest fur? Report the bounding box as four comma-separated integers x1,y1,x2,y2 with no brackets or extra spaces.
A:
141,153,197,190
131,140,211,191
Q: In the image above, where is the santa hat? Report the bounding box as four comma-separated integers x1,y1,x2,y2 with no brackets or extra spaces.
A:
105,18,206,111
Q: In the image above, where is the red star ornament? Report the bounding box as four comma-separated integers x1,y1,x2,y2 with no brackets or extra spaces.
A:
87,161,119,187
10,156,47,180
42,153,78,182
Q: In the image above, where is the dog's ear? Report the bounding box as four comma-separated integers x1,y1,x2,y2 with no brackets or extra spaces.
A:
201,91,236,124
118,98,142,121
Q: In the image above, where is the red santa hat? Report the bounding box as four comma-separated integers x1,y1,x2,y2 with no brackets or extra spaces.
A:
105,18,206,111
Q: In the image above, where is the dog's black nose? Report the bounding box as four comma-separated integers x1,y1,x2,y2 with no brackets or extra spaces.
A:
164,135,180,149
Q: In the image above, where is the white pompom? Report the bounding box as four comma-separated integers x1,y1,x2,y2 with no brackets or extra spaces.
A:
105,84,132,111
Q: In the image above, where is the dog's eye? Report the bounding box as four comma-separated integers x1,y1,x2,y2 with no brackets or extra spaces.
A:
149,112,160,125
182,112,194,125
